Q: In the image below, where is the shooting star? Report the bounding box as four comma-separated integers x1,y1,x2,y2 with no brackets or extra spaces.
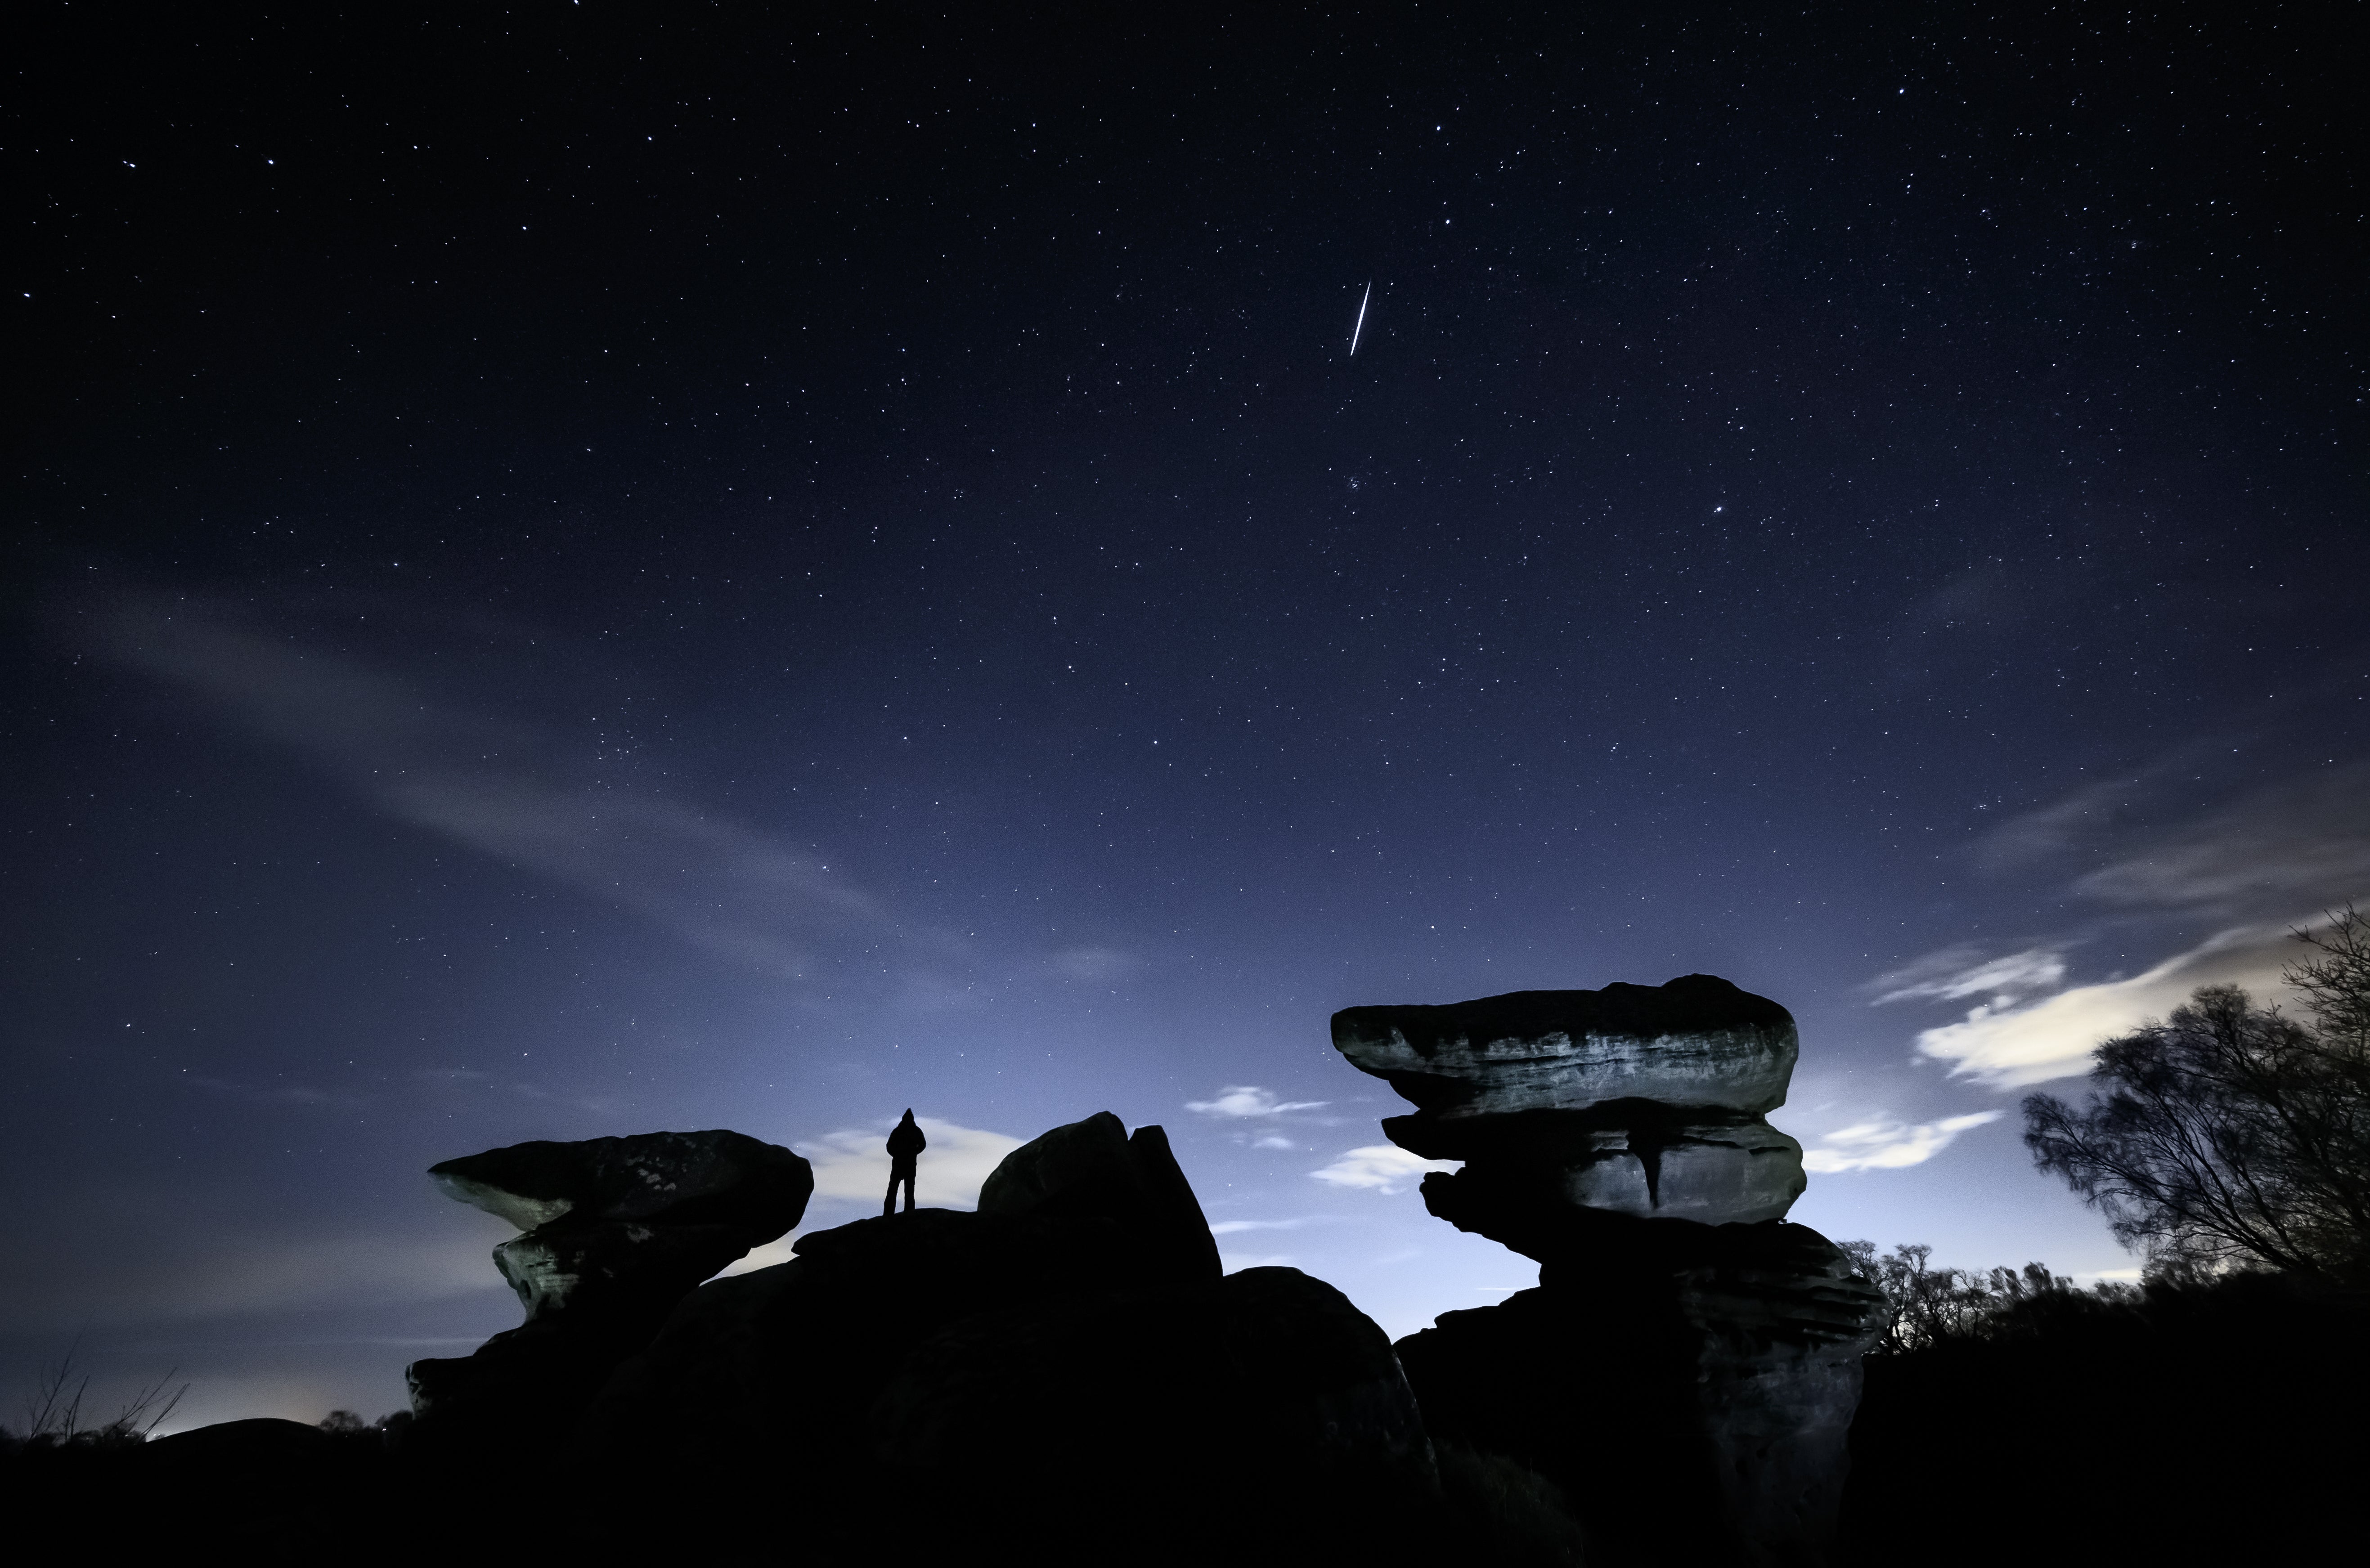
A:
1349,280,1372,356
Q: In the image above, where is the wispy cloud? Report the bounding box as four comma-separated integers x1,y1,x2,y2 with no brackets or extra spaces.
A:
1207,1218,1311,1236
85,594,937,985
1911,924,2305,1088
1187,1085,1328,1118
1868,946,2068,1007
1801,1112,2002,1173
0,1223,514,1334
1309,1146,1458,1194
1883,760,2370,1088
2071,762,2370,914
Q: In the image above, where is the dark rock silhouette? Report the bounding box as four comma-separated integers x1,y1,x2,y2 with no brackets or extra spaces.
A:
570,1113,1410,1560
404,1129,812,1453
1335,977,1884,1567
883,1107,925,1214
976,1109,1222,1281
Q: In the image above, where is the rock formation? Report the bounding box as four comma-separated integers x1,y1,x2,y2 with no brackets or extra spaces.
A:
405,1129,812,1450
1334,975,1885,1568
1334,973,1808,1227
569,1113,1436,1560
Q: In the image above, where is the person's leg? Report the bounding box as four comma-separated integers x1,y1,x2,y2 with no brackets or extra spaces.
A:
902,1170,916,1212
883,1172,900,1218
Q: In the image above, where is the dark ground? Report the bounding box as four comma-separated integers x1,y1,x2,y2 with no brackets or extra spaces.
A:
5,1275,2362,1565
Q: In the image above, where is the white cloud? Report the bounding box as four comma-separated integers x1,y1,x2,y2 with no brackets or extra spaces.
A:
1802,1112,2002,1174
793,1118,1024,1210
1186,1085,1328,1118
1207,1219,1309,1235
1912,923,2305,1088
1869,945,2067,1007
1309,1146,1459,1194
715,1117,1028,1278
1252,1135,1295,1151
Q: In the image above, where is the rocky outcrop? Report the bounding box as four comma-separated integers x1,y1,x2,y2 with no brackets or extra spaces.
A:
405,1129,812,1451
569,1114,1438,1561
1333,976,1884,1568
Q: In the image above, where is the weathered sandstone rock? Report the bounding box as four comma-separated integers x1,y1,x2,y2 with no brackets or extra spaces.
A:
428,1129,812,1235
406,1129,812,1450
1333,974,1797,1121
1334,974,1884,1566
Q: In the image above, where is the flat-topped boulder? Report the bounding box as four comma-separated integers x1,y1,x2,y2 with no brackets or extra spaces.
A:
428,1129,813,1239
1333,974,1797,1121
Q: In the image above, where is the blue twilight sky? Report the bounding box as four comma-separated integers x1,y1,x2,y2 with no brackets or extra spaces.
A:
4,6,2363,1431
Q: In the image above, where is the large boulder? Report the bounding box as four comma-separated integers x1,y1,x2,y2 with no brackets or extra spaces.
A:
977,1111,1221,1282
1397,1216,1881,1568
406,1129,812,1452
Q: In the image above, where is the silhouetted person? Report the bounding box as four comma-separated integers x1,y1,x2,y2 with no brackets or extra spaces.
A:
884,1109,925,1215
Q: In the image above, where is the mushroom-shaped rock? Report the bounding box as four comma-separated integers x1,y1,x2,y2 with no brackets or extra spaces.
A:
427,1129,813,1241
1333,973,1798,1121
407,1129,811,1455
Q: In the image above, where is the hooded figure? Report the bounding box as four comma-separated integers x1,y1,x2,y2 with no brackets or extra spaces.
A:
884,1109,926,1215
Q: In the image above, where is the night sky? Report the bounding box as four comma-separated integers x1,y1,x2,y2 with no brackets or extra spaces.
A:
6,6,2363,1431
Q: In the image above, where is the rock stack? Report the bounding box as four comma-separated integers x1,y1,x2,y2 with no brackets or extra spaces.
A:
405,1129,812,1450
1333,974,1885,1568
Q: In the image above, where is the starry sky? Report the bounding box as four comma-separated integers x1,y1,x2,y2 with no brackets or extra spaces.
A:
5,5,2364,1431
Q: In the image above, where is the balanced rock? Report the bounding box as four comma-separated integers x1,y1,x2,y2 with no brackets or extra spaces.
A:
407,1129,812,1450
1333,974,1882,1567
1336,975,1806,1233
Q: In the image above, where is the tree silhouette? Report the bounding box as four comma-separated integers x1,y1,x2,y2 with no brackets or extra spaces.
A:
2022,909,2370,1281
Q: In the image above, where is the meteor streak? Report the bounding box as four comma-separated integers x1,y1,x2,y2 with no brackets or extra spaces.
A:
1349,280,1371,356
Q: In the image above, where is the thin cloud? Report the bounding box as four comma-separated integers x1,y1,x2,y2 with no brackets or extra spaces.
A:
1869,946,2068,1007
0,1224,513,1334
1309,1146,1458,1194
1801,1112,2001,1174
1912,923,2307,1088
1207,1219,1311,1236
85,594,930,984
2072,762,2370,914
1186,1085,1328,1118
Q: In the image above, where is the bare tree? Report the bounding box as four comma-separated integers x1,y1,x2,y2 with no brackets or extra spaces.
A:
12,1339,187,1446
2021,909,2370,1282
